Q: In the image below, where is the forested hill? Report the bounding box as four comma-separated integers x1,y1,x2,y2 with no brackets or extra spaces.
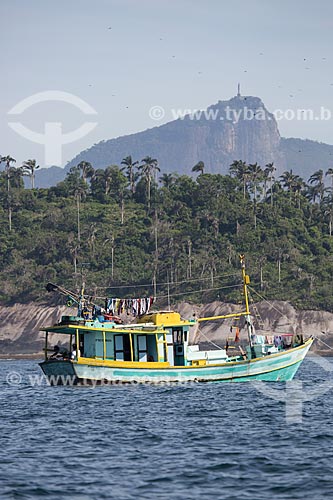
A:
1,158,333,312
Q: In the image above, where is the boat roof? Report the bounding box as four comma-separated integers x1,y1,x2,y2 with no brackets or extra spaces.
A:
40,323,167,335
137,310,195,327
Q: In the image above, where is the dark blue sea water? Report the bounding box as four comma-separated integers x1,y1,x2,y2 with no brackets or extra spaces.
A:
1,357,333,500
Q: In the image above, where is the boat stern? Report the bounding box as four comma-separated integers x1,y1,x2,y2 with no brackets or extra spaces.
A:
39,360,78,385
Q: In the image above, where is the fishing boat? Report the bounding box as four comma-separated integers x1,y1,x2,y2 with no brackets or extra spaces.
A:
39,256,313,385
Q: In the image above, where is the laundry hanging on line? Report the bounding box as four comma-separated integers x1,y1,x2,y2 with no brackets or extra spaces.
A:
105,297,156,317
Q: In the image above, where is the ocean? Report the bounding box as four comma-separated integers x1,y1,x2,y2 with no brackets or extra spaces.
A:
1,357,333,500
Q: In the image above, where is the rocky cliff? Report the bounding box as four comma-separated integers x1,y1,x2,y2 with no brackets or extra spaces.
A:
0,303,77,356
0,301,332,357
176,301,333,356
33,93,333,187
64,94,285,176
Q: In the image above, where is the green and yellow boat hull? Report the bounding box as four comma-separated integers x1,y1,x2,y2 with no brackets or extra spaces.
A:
40,337,313,385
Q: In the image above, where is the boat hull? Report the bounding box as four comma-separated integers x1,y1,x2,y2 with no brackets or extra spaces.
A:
39,338,313,385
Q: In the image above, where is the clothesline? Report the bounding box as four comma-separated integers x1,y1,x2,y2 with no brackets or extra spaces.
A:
105,297,156,317
93,273,240,290
92,283,244,302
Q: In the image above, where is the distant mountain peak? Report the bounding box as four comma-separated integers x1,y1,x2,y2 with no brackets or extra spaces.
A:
34,93,333,187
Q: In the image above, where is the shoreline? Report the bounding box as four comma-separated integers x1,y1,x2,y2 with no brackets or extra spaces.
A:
0,353,43,360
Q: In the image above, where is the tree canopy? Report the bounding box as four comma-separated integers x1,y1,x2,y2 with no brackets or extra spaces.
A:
1,157,333,312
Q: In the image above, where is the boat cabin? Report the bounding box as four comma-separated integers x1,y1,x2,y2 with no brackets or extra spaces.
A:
43,311,201,366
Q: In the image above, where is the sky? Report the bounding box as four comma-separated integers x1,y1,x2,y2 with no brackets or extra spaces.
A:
1,0,333,168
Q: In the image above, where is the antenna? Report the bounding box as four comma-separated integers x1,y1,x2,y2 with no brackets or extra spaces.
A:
237,83,241,97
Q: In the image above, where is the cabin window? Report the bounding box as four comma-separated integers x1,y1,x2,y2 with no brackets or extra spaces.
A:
172,328,185,366
173,329,183,344
114,334,131,361
79,334,85,357
137,335,148,362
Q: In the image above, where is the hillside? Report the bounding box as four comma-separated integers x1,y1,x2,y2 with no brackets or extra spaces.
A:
1,165,333,314
1,300,331,357
2,158,333,355
280,138,333,179
32,93,333,187
65,95,284,174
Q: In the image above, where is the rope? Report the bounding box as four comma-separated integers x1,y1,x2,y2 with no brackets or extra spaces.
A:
93,273,239,290
314,335,333,351
93,283,243,301
248,286,291,323
195,328,225,350
156,283,242,300
248,289,265,327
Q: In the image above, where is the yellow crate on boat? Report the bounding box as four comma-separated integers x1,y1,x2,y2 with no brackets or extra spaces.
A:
192,359,207,366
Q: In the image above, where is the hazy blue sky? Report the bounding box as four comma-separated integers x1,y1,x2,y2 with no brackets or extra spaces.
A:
1,0,333,167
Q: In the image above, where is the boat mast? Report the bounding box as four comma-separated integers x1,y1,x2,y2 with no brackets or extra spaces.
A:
240,254,254,349
197,255,252,323
240,254,250,315
78,281,85,317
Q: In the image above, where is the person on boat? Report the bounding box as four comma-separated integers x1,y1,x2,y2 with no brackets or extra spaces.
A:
82,306,90,320
71,343,81,360
50,345,69,360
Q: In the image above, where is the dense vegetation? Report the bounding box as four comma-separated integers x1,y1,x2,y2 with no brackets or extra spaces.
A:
1,155,333,311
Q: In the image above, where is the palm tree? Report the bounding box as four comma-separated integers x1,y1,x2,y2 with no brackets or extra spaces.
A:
67,168,88,242
326,168,333,193
21,159,39,189
159,173,178,188
264,162,275,204
138,156,160,209
192,161,205,175
121,155,138,194
324,170,333,236
279,170,298,200
92,166,114,195
308,169,326,202
305,184,320,203
229,160,250,199
73,184,87,242
103,166,115,195
293,176,305,209
322,194,333,237
248,163,263,201
77,161,94,184
273,246,290,283
1,155,17,231
1,155,16,192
